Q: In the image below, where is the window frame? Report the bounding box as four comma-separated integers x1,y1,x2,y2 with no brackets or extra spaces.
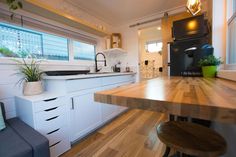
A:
0,22,97,66
226,0,236,69
72,39,96,61
145,40,163,53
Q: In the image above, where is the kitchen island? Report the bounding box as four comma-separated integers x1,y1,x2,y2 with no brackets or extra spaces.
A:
95,77,236,124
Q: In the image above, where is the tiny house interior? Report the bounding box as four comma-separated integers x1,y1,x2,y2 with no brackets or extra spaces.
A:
0,0,236,157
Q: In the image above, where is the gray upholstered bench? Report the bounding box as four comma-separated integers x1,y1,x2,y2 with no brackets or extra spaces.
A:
0,102,50,157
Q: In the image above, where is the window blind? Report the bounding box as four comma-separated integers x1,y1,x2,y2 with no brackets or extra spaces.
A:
0,8,97,45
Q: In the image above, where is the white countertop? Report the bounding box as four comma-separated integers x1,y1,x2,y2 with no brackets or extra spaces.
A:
16,92,65,102
43,72,136,80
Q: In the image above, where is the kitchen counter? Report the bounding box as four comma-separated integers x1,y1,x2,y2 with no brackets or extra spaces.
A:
95,77,236,124
43,72,136,80
36,71,136,143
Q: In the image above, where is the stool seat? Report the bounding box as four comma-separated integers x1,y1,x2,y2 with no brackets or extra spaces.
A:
157,121,227,157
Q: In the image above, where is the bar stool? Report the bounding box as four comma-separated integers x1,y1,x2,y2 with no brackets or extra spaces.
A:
157,121,227,157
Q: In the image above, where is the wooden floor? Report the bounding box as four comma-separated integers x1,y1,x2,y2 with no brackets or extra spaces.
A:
61,109,168,157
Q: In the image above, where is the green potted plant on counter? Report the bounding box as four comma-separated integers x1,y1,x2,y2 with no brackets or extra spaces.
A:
14,55,44,96
198,55,223,78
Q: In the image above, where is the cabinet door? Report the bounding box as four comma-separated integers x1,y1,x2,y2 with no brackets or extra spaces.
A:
70,90,102,142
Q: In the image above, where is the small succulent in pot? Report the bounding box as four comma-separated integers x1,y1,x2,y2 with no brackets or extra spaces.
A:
14,54,44,96
198,55,223,78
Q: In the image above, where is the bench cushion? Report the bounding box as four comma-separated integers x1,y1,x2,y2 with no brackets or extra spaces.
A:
0,123,32,157
7,118,50,157
0,106,5,130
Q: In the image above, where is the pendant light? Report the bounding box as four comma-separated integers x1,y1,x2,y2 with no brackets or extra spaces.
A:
186,0,202,16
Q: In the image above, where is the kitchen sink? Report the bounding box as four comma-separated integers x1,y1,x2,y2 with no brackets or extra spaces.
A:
44,70,90,76
87,72,118,75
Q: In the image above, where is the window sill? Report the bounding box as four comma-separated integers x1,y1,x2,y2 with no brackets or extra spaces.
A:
217,70,236,81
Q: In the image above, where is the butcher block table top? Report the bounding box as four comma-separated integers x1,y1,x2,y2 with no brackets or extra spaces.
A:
94,77,236,124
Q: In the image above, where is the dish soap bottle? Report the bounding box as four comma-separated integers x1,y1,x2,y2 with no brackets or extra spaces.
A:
125,63,130,72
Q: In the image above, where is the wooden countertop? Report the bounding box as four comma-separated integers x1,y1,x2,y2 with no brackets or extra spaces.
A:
95,77,236,124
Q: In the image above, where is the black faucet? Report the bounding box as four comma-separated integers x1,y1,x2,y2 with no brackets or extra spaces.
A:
95,52,107,72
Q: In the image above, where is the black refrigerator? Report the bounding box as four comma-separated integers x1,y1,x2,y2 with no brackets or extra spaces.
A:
168,14,213,76
168,38,213,76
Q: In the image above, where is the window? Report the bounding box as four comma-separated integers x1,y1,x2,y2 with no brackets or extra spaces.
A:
145,41,163,53
227,0,236,64
73,41,95,60
0,22,69,60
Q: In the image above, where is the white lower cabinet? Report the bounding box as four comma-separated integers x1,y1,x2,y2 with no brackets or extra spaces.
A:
101,103,118,122
69,76,134,142
15,95,71,157
15,74,135,155
70,88,102,142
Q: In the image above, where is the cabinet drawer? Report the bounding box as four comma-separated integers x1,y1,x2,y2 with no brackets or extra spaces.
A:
36,112,67,132
36,105,67,123
102,75,134,86
44,126,68,146
66,78,102,92
50,138,71,157
34,97,68,112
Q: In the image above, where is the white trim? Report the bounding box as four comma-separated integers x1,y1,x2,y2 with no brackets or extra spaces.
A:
224,64,236,70
225,0,236,67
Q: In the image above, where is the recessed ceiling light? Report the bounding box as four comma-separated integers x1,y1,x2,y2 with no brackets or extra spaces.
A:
138,30,141,36
157,27,161,30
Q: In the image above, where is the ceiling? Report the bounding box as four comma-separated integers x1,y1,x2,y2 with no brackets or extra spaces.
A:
66,0,186,26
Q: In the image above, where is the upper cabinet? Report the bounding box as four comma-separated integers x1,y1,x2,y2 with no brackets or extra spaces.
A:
21,0,110,37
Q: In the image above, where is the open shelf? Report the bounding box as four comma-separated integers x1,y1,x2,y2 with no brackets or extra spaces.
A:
21,0,110,37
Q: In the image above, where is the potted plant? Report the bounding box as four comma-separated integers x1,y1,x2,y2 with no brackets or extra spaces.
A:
6,0,23,19
0,47,19,57
198,55,222,78
14,56,44,96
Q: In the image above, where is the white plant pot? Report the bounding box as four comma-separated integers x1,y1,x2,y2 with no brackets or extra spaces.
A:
23,81,43,96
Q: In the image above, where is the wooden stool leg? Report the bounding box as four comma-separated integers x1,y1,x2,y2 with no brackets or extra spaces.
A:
163,146,171,157
177,116,188,121
169,114,175,121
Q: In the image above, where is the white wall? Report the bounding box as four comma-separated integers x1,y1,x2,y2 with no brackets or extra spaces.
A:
212,0,227,59
112,25,140,75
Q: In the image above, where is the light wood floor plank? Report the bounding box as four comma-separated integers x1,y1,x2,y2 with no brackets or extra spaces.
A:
60,109,167,157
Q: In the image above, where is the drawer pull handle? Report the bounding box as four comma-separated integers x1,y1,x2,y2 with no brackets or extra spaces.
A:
50,141,61,147
44,107,58,112
47,128,60,135
46,116,59,121
44,98,57,102
71,98,75,110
